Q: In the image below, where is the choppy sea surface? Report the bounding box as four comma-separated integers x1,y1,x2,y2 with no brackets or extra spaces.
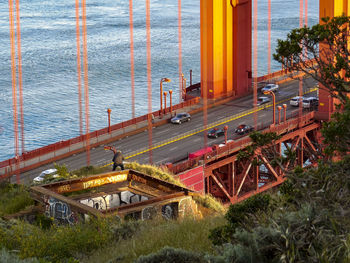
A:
0,0,319,161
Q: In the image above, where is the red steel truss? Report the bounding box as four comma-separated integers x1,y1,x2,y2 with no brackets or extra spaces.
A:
202,112,322,204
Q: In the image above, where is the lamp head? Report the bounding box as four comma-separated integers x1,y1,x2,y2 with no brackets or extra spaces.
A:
162,78,171,83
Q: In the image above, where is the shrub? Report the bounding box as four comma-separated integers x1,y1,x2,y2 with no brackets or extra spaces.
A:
0,217,118,262
209,194,271,245
135,246,207,263
0,183,34,216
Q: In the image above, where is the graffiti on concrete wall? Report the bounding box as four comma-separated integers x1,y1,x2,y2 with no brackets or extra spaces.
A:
44,196,77,224
79,191,149,211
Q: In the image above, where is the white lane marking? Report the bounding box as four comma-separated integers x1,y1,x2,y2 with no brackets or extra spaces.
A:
157,128,171,134
169,146,178,151
193,138,201,142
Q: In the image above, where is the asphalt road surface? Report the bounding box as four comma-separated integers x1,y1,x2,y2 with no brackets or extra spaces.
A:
18,77,318,184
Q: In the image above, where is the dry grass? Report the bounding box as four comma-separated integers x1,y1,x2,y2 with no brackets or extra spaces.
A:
79,215,226,263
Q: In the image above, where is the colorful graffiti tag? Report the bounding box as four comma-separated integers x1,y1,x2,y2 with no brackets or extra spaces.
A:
44,196,77,224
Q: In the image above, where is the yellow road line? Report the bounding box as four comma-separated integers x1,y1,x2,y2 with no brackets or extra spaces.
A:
102,87,318,167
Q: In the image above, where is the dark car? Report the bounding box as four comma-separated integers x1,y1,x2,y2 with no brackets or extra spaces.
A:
170,112,191,124
207,128,225,138
257,96,270,106
234,124,254,135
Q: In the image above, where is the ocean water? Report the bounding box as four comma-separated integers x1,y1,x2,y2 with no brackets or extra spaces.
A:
0,0,319,161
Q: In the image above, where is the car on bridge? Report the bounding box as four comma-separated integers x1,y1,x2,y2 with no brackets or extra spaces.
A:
234,124,254,135
261,83,279,93
171,112,191,124
302,97,318,109
33,168,59,183
290,96,304,107
257,96,270,106
207,128,225,138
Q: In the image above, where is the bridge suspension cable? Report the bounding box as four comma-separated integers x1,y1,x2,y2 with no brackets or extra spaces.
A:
178,0,183,102
299,0,304,119
129,0,135,119
267,0,271,74
8,0,20,183
146,0,153,164
81,0,91,165
253,0,258,129
75,0,83,136
15,0,25,155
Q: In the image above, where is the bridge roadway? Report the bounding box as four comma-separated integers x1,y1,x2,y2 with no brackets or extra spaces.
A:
18,77,318,184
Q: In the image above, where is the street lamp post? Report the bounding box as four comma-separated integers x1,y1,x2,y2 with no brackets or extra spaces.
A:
163,91,167,114
190,69,192,86
107,108,112,133
224,125,228,144
183,78,187,100
283,104,287,122
277,106,282,124
263,90,276,126
160,78,171,118
169,89,173,116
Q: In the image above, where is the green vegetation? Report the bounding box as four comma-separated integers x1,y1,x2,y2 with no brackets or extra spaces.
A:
321,100,350,156
274,15,350,103
70,165,110,177
0,182,34,217
0,162,226,262
274,15,350,158
80,216,225,263
0,216,131,262
208,156,350,262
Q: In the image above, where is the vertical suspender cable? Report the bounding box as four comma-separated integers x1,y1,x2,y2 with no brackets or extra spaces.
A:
267,0,271,74
15,0,25,154
253,0,258,129
304,0,308,27
129,0,135,119
145,0,153,164
8,0,20,183
178,0,183,102
81,0,90,165
201,1,207,150
75,0,83,136
299,0,303,119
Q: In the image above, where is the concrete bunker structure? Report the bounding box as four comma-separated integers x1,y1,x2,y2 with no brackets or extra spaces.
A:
30,170,200,224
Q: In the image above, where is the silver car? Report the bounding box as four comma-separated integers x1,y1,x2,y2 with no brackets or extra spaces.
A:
257,96,270,106
170,112,191,124
302,97,318,109
290,96,304,107
33,168,59,183
261,83,279,93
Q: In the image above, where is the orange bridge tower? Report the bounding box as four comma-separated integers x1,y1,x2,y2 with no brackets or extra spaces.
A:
200,0,252,100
